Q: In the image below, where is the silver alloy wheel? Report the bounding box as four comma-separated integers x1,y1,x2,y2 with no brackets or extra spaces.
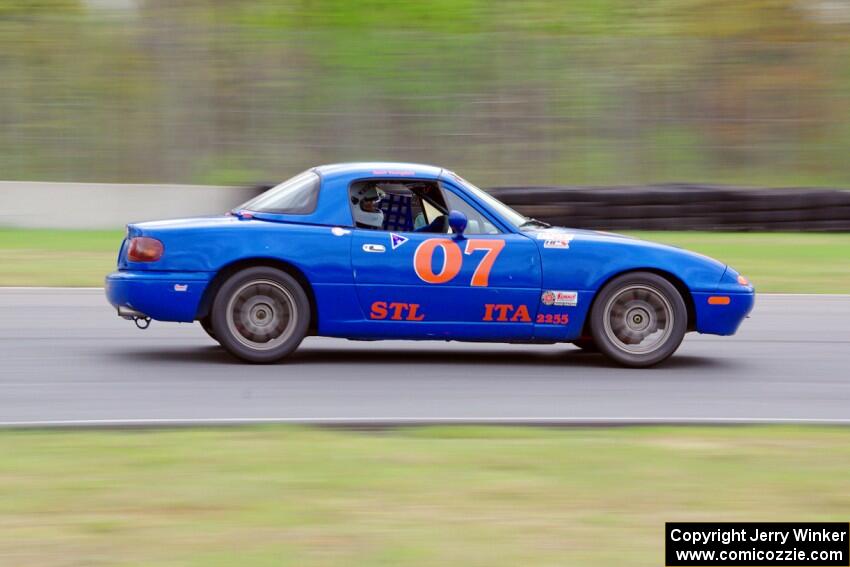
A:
225,279,298,351
602,284,674,354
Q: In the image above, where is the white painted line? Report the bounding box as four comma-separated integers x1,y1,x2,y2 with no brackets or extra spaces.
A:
1,417,850,428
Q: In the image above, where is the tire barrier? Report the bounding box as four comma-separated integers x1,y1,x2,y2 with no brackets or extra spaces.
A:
3,181,848,230
488,185,850,231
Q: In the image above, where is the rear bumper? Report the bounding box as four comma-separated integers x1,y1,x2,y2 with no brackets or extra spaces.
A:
692,290,755,335
105,270,211,323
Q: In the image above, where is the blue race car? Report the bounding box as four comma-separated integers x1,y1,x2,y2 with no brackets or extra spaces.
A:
105,162,754,367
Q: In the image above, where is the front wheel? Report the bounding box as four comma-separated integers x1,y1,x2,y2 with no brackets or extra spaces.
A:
211,267,310,363
589,272,687,368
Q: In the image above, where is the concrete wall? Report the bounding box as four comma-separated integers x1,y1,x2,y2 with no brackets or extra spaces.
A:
0,181,255,229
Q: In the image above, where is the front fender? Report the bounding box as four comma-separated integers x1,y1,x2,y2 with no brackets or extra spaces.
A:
539,233,727,293
534,232,728,340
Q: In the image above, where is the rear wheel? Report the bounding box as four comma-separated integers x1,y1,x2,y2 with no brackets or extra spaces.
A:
211,267,310,363
589,272,687,368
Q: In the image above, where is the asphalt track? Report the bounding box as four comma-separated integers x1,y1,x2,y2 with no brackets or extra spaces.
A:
0,289,849,426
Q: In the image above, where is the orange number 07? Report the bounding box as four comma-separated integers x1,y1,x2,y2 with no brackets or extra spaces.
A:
413,238,505,287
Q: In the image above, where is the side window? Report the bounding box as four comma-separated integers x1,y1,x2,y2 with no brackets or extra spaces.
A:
443,188,502,235
349,180,450,233
239,171,319,214
350,180,424,232
418,200,442,228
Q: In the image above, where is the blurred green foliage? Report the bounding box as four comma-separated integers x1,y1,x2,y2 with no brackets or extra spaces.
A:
0,0,848,186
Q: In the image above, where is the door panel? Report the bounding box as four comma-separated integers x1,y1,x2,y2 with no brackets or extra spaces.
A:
351,229,541,339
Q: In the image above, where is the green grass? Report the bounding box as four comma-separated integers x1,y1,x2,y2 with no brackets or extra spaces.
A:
0,228,121,287
626,232,850,294
0,229,848,292
0,426,848,566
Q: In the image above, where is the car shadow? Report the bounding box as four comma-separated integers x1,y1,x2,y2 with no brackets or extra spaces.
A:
110,343,727,371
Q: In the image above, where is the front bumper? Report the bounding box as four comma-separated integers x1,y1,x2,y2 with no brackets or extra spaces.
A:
105,270,211,323
692,290,755,335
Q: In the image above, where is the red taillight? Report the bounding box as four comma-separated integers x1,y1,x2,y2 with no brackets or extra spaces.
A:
127,237,164,262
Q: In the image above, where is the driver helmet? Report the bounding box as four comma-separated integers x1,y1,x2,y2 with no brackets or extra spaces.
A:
352,185,385,229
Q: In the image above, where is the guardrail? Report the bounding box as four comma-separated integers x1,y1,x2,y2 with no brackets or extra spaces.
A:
2,181,848,231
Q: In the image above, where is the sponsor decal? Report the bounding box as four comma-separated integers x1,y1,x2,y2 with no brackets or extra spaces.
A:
390,233,408,250
537,232,574,249
362,244,385,253
370,301,426,321
482,304,531,322
173,284,188,292
331,227,350,236
535,231,574,240
544,238,571,249
542,290,578,307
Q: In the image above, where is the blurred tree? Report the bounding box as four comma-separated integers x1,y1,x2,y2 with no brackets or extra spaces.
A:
0,0,847,186
0,0,79,16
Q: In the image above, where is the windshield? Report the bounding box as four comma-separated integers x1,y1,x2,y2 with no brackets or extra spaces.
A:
448,173,528,229
238,170,320,214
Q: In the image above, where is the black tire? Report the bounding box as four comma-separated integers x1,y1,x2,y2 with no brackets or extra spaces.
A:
211,267,310,363
570,338,598,352
589,272,687,368
199,316,217,341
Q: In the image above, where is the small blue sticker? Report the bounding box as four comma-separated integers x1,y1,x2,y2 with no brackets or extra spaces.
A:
390,233,408,250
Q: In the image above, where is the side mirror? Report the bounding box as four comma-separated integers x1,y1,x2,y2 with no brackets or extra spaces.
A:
448,210,468,239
